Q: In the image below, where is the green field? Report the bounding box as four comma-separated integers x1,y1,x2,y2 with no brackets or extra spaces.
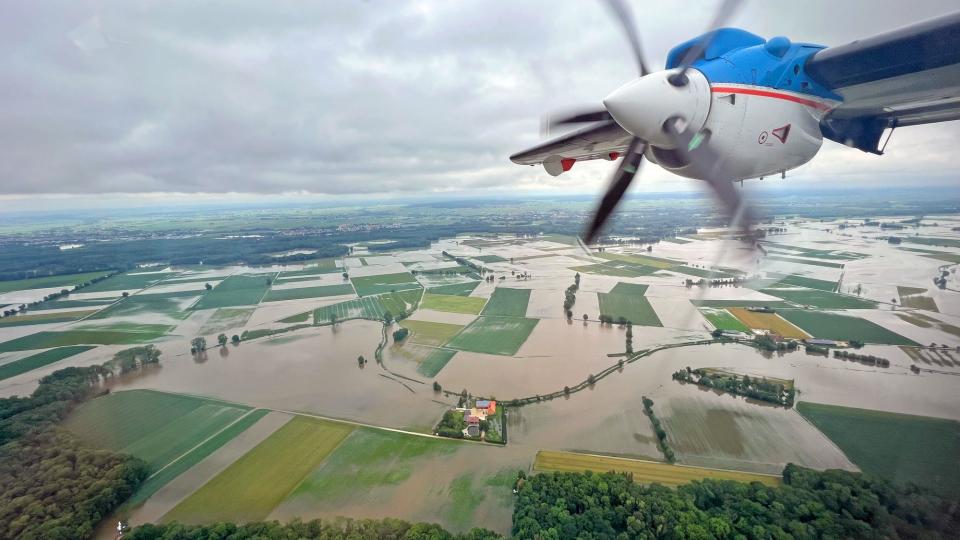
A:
123,409,270,510
0,346,95,381
764,255,844,269
798,402,960,496
760,242,867,261
480,287,531,317
279,260,341,278
446,316,539,356
570,261,659,278
192,274,275,309
350,272,420,297
262,283,355,302
88,290,200,320
672,266,735,279
598,252,681,269
759,288,876,309
474,255,506,263
281,427,457,506
608,282,649,296
379,288,423,317
598,284,662,326
903,236,960,249
0,309,97,327
698,308,749,332
427,281,480,296
899,247,960,264
31,299,114,311
399,320,465,347
199,308,255,335
421,293,486,314
0,325,172,353
0,271,112,294
64,390,250,472
897,285,939,311
777,310,917,345
417,348,457,377
80,271,177,293
164,416,354,523
767,273,838,292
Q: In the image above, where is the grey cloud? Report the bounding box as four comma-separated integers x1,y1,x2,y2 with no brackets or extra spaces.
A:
0,0,957,197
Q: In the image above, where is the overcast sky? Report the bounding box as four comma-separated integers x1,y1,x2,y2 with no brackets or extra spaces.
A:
1,0,958,209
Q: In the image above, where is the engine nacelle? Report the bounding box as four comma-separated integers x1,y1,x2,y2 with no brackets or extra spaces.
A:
650,84,825,181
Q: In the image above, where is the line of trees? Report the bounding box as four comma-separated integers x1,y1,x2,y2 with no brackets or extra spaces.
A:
672,367,796,406
3,271,118,316
641,396,674,463
833,349,891,367
563,273,579,318
512,465,959,538
105,345,161,374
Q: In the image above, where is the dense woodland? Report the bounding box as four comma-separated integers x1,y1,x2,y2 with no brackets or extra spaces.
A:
0,366,149,539
512,465,960,539
672,368,796,406
128,518,500,539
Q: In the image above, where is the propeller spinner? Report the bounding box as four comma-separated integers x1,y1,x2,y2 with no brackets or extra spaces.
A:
553,0,746,244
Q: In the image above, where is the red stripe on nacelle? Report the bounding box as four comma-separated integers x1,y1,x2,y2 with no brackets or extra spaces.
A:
710,86,831,111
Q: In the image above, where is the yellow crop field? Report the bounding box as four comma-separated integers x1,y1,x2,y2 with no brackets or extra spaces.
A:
728,307,810,339
533,450,781,487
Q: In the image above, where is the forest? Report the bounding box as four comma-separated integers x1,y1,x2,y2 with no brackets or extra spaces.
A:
128,518,500,539
0,365,149,539
512,465,959,539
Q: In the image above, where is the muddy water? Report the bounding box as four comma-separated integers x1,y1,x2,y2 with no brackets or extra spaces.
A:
104,321,449,429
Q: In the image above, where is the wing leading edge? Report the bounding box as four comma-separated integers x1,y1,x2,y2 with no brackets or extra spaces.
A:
805,12,960,153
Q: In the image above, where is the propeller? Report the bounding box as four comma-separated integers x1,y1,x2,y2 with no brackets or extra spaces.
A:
668,0,745,86
579,0,751,244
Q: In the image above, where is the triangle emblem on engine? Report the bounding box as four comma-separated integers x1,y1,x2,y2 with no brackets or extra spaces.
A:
772,124,791,144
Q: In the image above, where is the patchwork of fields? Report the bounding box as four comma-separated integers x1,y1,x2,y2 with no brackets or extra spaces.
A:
163,416,355,523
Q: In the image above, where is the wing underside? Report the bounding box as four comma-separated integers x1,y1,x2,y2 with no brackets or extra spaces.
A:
509,120,632,173
806,12,960,153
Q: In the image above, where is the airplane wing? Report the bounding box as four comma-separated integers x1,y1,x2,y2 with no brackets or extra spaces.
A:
509,119,632,175
805,12,960,154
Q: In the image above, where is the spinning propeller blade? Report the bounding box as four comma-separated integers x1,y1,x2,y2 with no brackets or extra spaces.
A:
583,137,646,244
603,0,650,76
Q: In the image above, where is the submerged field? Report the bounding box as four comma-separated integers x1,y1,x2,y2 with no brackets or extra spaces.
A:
798,402,960,496
398,320,464,347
